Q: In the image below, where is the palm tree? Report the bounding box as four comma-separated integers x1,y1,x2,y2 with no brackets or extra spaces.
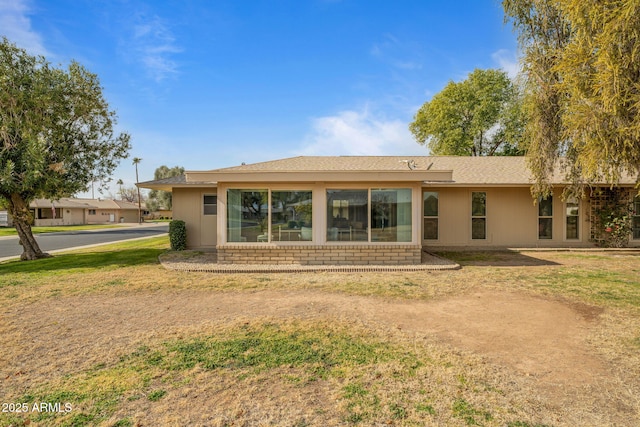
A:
116,179,124,200
133,157,142,223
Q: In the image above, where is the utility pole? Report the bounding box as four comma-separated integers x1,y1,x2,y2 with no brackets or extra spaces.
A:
133,157,142,223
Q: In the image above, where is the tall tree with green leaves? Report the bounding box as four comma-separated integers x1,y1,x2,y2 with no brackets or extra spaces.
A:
503,0,640,197
409,68,525,156
146,165,184,212
0,38,131,260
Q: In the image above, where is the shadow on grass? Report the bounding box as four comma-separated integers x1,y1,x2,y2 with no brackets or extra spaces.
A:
0,248,165,274
434,250,560,267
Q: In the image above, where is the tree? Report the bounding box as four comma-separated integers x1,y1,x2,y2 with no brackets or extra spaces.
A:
119,186,144,203
146,165,184,212
116,179,124,198
133,157,142,223
0,38,130,260
409,68,525,156
503,0,640,197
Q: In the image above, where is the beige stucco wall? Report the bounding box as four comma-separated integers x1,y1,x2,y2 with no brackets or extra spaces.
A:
87,209,117,224
174,184,613,254
172,188,217,249
119,210,139,223
35,208,85,226
423,186,592,248
85,209,140,224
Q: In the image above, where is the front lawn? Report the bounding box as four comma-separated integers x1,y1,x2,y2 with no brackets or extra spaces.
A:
1,243,639,426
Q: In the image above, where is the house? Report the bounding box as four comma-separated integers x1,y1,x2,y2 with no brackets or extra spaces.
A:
26,198,144,226
138,156,640,265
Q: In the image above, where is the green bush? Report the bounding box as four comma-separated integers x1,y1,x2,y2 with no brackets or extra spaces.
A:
169,220,187,251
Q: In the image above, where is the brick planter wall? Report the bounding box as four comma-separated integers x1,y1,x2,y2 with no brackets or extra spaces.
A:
217,244,422,265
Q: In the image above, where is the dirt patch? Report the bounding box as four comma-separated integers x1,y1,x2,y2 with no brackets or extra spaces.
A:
4,289,606,390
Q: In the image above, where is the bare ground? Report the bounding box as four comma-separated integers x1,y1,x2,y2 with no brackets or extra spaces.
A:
3,284,637,425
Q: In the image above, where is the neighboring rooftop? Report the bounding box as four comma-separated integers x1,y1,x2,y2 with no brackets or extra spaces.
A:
30,198,140,210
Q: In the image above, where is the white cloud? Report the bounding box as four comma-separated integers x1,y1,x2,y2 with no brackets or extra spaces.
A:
0,0,48,56
298,106,427,156
492,49,520,79
128,14,181,82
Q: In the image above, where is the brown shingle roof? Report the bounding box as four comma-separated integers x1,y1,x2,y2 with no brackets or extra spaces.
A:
210,156,637,185
206,156,533,185
140,156,637,188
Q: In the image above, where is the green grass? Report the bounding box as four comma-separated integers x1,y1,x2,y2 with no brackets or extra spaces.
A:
0,236,167,275
0,224,124,237
1,320,513,426
0,247,639,425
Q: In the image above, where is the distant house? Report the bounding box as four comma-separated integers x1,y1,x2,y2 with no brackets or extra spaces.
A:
0,210,10,227
138,156,640,265
25,198,145,226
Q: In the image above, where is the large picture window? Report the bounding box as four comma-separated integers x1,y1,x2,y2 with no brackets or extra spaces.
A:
538,196,552,239
227,190,268,242
271,191,313,241
326,190,368,241
633,196,640,240
423,191,438,240
371,189,412,242
471,192,486,240
326,188,413,242
227,189,313,243
566,198,579,240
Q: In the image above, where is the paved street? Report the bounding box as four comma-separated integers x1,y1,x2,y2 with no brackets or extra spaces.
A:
0,224,168,261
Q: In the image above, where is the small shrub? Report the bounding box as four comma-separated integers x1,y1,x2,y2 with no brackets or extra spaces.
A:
169,220,187,251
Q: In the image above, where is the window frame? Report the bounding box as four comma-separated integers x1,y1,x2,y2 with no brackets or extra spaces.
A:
203,194,217,215
325,187,413,243
632,195,640,240
565,198,580,240
423,191,439,240
538,196,553,240
271,190,313,242
226,188,313,244
471,191,487,240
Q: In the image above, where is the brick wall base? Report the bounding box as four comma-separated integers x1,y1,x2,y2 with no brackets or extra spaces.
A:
217,244,422,265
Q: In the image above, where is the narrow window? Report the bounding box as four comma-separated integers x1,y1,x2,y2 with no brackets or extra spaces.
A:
203,195,217,215
565,198,579,240
271,191,313,241
538,196,553,239
471,191,487,240
471,192,486,240
632,195,640,240
423,191,438,240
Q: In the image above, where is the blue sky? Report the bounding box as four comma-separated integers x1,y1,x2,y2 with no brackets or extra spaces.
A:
1,0,519,197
